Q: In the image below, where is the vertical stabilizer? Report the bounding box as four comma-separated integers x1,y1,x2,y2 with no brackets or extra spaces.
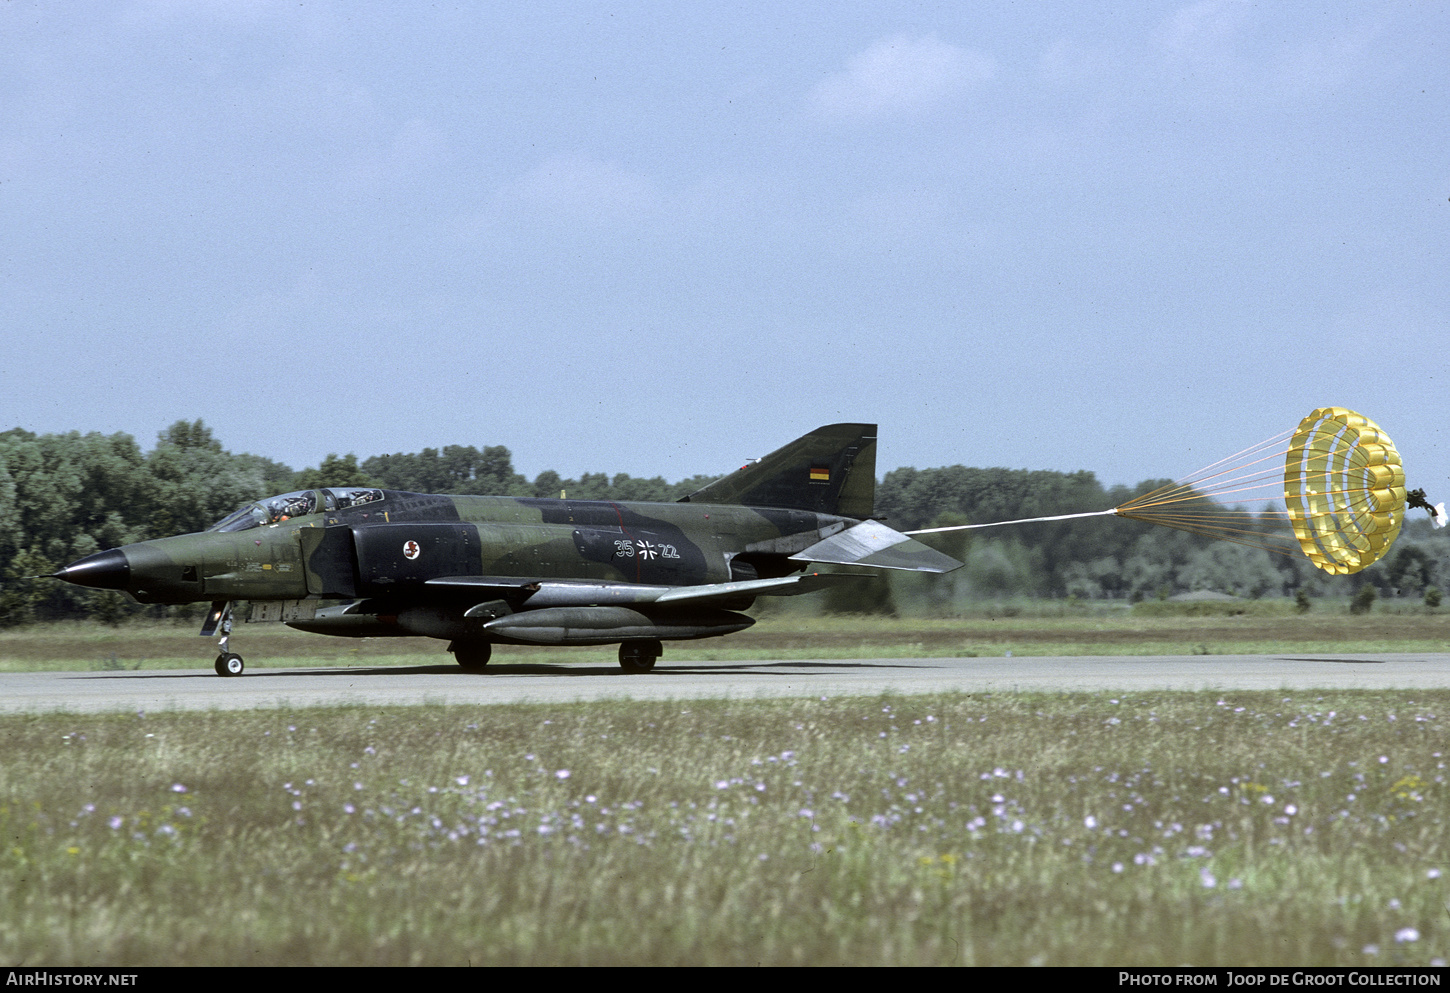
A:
679,423,876,518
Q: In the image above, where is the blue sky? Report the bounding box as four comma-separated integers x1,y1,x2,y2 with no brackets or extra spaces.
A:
3,2,1446,504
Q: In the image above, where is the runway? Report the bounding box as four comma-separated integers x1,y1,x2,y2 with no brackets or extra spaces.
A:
3,653,1450,714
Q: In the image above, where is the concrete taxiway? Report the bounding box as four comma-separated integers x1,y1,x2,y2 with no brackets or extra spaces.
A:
2,653,1449,714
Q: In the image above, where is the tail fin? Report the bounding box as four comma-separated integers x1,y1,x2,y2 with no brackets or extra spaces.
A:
679,423,877,518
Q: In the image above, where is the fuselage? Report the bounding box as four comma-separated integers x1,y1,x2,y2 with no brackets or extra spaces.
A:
58,488,856,607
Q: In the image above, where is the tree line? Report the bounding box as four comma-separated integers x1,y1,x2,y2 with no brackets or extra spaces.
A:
1,420,1444,625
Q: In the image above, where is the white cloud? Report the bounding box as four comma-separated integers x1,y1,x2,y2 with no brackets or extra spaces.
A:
1152,1,1250,67
1150,4,1384,105
811,34,994,118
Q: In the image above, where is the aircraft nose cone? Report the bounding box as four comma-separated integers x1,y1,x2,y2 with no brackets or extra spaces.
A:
54,548,131,590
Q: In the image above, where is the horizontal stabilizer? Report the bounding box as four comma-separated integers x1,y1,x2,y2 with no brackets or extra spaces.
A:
790,519,963,574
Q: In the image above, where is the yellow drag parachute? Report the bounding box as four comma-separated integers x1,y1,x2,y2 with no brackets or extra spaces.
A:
911,406,1422,576
1282,407,1404,575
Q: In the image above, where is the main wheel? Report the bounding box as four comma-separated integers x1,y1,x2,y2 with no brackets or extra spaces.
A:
618,641,660,673
450,641,492,670
214,653,244,677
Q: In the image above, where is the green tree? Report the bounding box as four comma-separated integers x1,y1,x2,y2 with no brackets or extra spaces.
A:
569,472,613,500
236,453,298,494
292,454,383,492
1385,544,1435,595
963,539,1040,596
667,474,724,500
159,419,221,453
146,421,267,538
532,470,564,499
875,466,1208,597
913,511,972,563
606,474,670,502
1350,583,1377,615
361,445,528,495
0,423,267,621
0,547,55,626
0,428,168,620
821,571,897,616
1179,543,1284,598
0,454,20,567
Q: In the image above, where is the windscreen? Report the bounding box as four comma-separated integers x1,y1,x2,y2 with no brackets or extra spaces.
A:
207,490,318,532
207,488,386,532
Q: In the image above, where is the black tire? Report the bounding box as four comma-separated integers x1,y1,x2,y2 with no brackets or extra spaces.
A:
215,653,244,677
450,642,492,670
618,641,660,673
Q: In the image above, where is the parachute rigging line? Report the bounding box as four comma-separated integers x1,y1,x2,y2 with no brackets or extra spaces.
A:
904,407,1413,575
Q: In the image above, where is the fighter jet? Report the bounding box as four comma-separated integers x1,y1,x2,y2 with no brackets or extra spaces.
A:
51,424,961,675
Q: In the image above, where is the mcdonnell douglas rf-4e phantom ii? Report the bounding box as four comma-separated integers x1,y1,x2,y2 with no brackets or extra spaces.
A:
52,424,962,676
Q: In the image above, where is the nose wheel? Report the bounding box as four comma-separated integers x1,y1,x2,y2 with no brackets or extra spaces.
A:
202,601,244,676
215,653,245,677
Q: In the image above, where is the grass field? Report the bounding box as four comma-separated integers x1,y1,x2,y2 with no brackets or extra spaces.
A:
3,608,1445,966
1,691,1446,966
1,600,1447,673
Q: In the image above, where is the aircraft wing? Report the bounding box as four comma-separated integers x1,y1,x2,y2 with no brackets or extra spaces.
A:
423,571,868,609
653,572,866,604
789,519,963,573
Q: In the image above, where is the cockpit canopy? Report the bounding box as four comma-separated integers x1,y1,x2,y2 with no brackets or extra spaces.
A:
207,487,385,533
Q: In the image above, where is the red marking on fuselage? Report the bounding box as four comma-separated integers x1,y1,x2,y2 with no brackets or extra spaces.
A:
609,502,641,583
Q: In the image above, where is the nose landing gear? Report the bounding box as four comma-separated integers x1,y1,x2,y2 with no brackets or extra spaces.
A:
215,652,245,676
202,601,245,677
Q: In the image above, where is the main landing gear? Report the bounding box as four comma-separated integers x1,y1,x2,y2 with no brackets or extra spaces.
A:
449,640,661,672
618,639,662,674
203,601,245,677
449,641,492,670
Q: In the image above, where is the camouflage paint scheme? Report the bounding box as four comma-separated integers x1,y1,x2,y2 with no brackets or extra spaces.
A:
54,424,962,675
